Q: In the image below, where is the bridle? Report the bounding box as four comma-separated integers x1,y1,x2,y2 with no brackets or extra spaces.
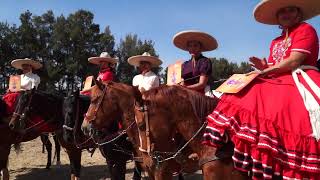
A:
134,95,208,167
82,85,137,147
84,86,107,123
12,91,35,129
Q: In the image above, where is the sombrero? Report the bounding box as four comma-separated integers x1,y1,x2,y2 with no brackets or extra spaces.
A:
88,52,118,65
128,52,162,67
11,58,43,70
173,30,218,52
254,0,320,25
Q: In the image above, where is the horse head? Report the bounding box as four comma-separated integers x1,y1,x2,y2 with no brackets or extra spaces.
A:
62,89,79,143
9,89,34,131
81,80,132,137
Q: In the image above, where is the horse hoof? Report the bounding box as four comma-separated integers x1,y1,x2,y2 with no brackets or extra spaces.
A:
45,166,50,170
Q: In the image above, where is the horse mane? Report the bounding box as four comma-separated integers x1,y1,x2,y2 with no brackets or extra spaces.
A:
0,96,7,118
142,85,219,122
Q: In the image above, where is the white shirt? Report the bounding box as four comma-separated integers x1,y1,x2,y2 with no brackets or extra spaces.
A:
21,72,41,90
132,71,159,92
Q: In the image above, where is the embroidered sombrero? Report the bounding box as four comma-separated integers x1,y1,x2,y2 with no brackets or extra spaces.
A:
128,52,162,67
88,52,118,65
254,0,320,25
173,30,218,52
11,58,43,70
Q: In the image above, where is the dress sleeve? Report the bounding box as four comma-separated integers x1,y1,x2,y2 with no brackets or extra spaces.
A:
291,24,318,55
100,71,114,82
199,58,212,76
143,75,159,91
268,40,275,64
132,75,139,86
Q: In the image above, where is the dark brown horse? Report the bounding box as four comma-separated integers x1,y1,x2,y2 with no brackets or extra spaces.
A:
0,92,60,180
82,82,235,179
7,90,84,180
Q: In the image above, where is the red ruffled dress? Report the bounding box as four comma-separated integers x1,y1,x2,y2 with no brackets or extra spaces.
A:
203,22,320,179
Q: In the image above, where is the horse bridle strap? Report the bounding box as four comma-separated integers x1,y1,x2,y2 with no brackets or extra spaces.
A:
135,101,151,155
13,91,34,120
85,86,107,122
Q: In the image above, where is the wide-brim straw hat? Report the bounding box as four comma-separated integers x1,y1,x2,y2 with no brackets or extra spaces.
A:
173,30,218,52
128,52,162,67
88,52,118,65
254,0,320,25
11,58,43,70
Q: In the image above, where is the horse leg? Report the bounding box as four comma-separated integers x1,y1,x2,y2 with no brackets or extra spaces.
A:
153,163,173,180
67,148,82,180
106,159,126,180
0,145,10,180
53,135,61,165
40,135,52,169
132,161,142,180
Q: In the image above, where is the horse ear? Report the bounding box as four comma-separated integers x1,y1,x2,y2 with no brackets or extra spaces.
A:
67,90,72,97
31,87,36,93
95,79,105,90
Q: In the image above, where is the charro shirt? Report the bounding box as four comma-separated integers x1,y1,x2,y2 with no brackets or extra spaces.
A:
21,72,40,90
132,71,159,92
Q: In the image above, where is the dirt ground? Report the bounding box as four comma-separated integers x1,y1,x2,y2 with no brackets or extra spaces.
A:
7,137,203,180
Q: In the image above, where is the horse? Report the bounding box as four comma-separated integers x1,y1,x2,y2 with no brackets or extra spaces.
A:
40,133,61,169
7,90,86,180
63,89,143,180
133,85,249,180
81,81,207,180
82,81,250,180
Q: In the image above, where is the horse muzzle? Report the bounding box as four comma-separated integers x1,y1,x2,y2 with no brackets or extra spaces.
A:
81,122,94,137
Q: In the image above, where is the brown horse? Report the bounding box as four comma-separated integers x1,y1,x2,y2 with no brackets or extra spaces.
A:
81,82,187,180
82,81,246,180
134,85,249,180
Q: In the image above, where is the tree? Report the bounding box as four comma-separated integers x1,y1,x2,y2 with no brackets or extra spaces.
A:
115,34,160,84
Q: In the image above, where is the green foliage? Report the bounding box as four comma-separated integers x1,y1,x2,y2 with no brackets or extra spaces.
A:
0,10,251,94
115,34,160,84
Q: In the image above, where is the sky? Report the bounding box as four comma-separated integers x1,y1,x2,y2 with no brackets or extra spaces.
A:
0,0,319,68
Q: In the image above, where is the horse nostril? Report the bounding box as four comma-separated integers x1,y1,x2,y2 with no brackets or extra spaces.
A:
9,123,15,130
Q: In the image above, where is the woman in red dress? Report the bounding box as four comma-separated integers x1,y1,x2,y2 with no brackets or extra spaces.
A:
3,58,42,115
203,0,320,179
80,52,117,95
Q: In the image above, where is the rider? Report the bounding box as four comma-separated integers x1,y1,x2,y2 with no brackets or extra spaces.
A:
81,52,117,95
203,0,320,179
2,58,42,114
128,52,162,92
173,30,217,94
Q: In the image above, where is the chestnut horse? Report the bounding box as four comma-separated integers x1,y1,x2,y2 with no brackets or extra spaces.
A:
81,82,178,180
63,90,143,180
81,82,242,179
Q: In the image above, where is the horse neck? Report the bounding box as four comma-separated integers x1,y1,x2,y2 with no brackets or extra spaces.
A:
117,90,141,147
148,88,217,152
32,92,64,121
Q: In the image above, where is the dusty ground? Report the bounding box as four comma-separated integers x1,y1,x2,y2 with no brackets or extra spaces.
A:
7,138,202,180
